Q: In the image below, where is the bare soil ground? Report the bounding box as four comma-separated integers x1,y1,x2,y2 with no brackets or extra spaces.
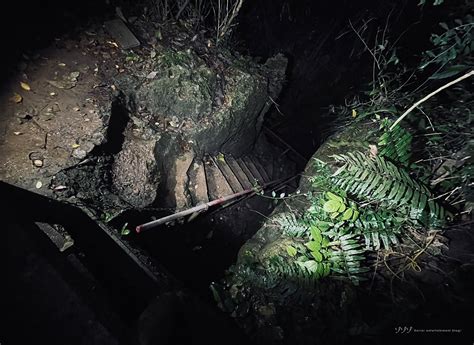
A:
0,27,124,196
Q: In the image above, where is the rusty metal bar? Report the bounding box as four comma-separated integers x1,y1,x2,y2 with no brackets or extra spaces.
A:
135,177,287,233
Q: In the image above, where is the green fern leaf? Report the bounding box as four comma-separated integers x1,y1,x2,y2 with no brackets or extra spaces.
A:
331,151,446,225
273,213,308,237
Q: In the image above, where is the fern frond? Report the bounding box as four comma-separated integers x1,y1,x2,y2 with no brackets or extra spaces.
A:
331,151,445,224
353,209,405,250
273,213,308,237
378,124,412,166
328,233,368,285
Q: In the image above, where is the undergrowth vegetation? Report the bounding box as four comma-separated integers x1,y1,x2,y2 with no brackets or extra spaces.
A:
146,0,244,45
248,1,473,289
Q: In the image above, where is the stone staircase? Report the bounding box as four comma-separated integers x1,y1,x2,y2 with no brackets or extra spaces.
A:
172,152,289,211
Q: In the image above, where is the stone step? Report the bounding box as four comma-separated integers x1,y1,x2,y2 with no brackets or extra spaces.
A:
225,156,253,190
241,156,265,184
172,151,195,209
235,158,258,186
248,156,271,182
35,222,74,252
104,19,140,49
265,157,274,180
187,158,209,205
212,156,244,193
203,155,234,200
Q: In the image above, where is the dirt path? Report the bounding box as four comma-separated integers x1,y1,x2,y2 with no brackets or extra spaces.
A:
0,31,122,196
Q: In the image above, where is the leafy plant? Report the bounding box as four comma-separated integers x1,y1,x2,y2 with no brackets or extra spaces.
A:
327,233,369,285
331,151,447,225
120,222,131,236
273,212,308,237
378,124,412,166
420,16,473,78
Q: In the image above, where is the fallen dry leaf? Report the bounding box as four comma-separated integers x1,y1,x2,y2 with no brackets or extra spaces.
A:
369,144,378,158
53,185,68,191
146,71,158,79
10,93,23,103
20,82,31,91
107,40,119,48
71,143,80,149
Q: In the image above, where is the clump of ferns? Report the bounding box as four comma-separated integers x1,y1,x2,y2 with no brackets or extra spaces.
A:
269,127,450,287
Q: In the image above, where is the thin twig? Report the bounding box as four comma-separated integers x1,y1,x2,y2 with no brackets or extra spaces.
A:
349,19,381,71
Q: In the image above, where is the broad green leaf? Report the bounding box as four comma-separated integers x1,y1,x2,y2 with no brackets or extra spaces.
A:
351,209,360,221
321,238,330,247
323,200,341,213
305,241,320,252
314,220,332,230
311,250,323,262
310,226,323,244
341,208,353,221
326,191,344,203
286,245,297,257
303,260,318,273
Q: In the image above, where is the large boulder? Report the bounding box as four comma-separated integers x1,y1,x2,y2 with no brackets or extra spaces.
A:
111,48,287,209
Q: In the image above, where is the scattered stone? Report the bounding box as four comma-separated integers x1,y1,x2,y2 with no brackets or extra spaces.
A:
13,131,22,135
73,106,80,111
35,181,43,189
33,159,43,167
72,148,87,160
146,71,158,79
90,132,105,145
168,116,180,128
70,71,80,80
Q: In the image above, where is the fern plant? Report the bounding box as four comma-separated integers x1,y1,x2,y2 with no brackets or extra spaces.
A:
353,209,404,250
331,151,446,225
327,233,369,285
378,124,412,166
273,212,308,237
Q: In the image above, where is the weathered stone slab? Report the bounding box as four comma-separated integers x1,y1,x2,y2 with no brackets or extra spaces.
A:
104,19,140,49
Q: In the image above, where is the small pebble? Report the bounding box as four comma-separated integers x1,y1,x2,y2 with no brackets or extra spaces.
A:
53,185,68,191
72,148,87,160
35,181,43,189
33,159,43,167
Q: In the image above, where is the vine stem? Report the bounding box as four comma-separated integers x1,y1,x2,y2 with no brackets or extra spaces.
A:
389,70,474,131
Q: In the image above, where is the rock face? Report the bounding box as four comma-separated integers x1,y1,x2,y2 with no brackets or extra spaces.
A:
111,48,287,209
111,137,159,209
